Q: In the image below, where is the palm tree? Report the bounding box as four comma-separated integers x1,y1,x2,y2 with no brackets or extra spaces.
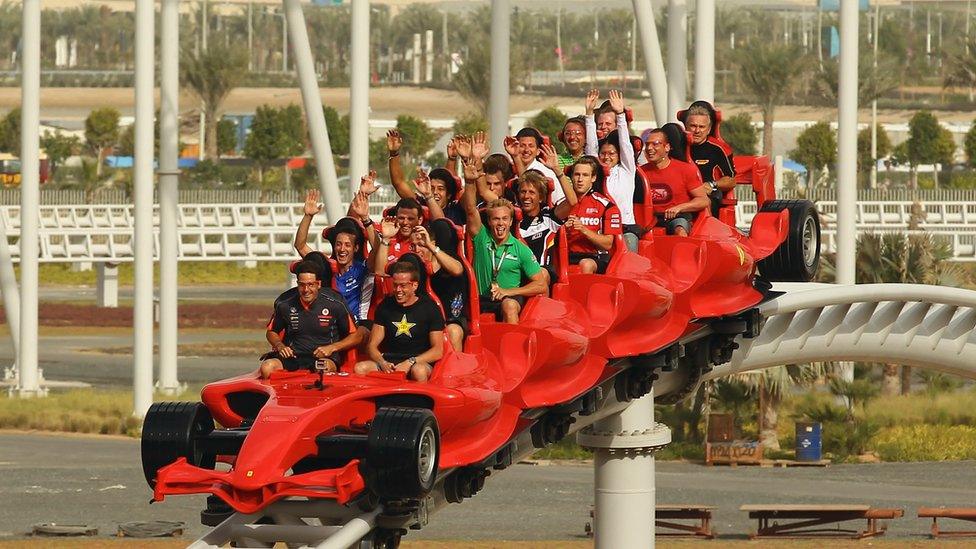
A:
734,42,809,157
181,43,246,160
735,363,826,451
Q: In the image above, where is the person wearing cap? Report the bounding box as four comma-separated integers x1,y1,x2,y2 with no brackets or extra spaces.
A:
638,128,710,236
295,187,375,333
504,127,564,205
678,101,736,216
387,129,467,226
260,260,362,378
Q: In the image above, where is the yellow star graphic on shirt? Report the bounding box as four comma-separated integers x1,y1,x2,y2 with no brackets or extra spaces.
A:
392,314,416,337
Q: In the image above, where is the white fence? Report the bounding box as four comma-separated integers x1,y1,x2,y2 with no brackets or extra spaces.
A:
1,201,974,262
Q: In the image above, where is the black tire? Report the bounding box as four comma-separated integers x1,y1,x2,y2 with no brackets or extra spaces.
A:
361,407,439,500
756,199,821,282
141,401,216,488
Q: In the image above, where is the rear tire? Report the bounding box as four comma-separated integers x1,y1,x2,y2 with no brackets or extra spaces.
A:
362,407,439,500
141,401,215,488
756,199,820,281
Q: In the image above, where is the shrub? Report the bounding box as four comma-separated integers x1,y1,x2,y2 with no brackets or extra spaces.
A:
874,425,976,461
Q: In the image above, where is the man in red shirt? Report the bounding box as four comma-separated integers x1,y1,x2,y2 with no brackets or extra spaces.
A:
555,156,622,274
370,197,424,271
638,129,710,236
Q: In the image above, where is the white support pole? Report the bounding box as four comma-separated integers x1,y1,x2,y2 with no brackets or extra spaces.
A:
284,0,343,223
349,0,370,188
282,11,288,72
96,263,119,308
158,0,182,396
667,0,688,119
579,389,671,549
424,29,434,83
412,33,422,85
632,0,669,125
247,1,254,72
0,219,19,373
17,0,41,397
869,1,879,189
132,0,155,417
836,0,858,383
489,0,510,152
694,0,715,103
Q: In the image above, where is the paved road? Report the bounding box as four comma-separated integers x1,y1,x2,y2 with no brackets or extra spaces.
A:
38,284,279,304
0,433,973,542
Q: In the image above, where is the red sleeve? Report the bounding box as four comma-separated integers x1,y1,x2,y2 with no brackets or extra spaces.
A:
604,202,623,235
684,163,704,194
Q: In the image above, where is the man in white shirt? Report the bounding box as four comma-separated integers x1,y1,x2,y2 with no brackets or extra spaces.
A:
505,127,565,205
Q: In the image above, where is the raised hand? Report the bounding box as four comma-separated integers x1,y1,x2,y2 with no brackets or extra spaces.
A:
456,135,473,160
540,143,560,173
303,189,322,216
386,130,402,155
471,131,489,161
358,169,379,196
413,169,432,198
503,135,520,158
585,89,600,115
380,217,398,239
413,225,434,249
462,157,483,181
608,89,625,114
350,191,369,219
447,137,459,159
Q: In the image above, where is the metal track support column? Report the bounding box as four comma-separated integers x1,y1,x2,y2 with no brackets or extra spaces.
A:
283,0,343,222
578,390,671,548
489,0,510,152
694,0,715,103
158,0,183,396
132,0,155,417
16,0,41,397
349,0,370,185
0,218,19,382
632,0,669,124
667,0,688,119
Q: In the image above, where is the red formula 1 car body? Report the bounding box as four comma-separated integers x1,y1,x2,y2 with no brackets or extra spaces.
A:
143,154,820,518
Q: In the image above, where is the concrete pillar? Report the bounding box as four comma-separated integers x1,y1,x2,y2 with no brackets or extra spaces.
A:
632,0,668,125
17,0,41,398
667,0,688,119
693,0,715,103
132,0,155,418
158,0,182,396
489,0,510,152
412,33,422,85
425,29,434,83
96,263,119,308
283,0,343,223
349,0,370,186
578,389,671,548
0,218,20,378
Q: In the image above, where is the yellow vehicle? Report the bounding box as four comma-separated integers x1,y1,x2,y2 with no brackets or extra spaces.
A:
0,152,50,187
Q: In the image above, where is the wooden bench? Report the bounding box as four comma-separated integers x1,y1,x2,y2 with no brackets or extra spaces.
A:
918,507,976,538
741,504,904,539
585,504,716,539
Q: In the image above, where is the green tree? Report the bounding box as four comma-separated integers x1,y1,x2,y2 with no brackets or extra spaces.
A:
322,106,350,157
39,130,80,179
734,42,809,156
943,37,976,102
528,107,569,154
395,114,435,165
182,43,246,160
216,118,238,157
964,119,976,169
244,104,306,185
857,124,891,178
84,107,120,177
721,113,759,156
452,112,489,137
906,111,956,187
789,121,836,189
0,108,21,154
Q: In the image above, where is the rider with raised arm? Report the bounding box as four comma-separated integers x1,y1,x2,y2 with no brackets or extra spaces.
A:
638,128,710,236
462,144,548,324
586,90,638,251
554,156,621,274
504,128,563,205
260,260,362,378
386,129,466,226
354,260,444,382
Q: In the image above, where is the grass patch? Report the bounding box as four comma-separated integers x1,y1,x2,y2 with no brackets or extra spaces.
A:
864,388,976,427
31,261,291,286
531,437,592,460
874,424,976,461
0,387,200,437
83,340,268,357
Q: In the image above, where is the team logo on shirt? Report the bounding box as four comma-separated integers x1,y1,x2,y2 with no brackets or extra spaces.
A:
696,159,709,165
392,314,416,337
649,183,673,205
318,307,332,327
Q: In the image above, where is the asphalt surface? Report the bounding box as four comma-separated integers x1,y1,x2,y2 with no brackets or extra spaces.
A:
0,433,974,542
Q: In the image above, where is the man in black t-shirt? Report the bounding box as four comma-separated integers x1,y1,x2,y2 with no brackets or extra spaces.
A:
355,261,445,382
261,260,361,378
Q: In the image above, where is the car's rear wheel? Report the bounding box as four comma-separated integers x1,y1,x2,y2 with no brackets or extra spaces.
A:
756,199,820,282
362,407,439,500
141,401,215,488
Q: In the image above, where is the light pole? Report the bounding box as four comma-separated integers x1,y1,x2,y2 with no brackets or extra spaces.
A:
667,0,688,119
694,0,715,103
633,0,669,124
349,0,370,186
489,0,510,152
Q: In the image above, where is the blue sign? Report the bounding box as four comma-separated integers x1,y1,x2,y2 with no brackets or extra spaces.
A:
819,0,870,11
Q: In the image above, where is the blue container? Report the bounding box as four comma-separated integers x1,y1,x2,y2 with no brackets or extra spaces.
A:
795,422,822,462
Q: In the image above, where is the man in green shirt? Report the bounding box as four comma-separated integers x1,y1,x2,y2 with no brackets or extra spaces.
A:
462,140,549,323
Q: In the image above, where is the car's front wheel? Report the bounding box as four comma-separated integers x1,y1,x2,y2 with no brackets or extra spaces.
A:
141,401,215,488
361,407,440,500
